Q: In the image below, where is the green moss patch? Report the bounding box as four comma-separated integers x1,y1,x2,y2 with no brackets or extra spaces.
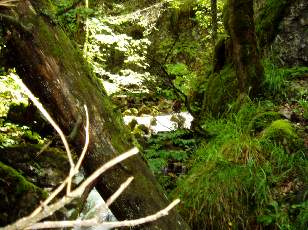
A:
0,161,47,226
261,119,303,153
248,111,283,134
202,64,238,117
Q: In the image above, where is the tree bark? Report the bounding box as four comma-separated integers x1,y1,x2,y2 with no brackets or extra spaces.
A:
227,0,264,97
211,0,217,46
1,1,189,229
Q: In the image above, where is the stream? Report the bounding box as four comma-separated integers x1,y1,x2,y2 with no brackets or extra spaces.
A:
123,112,194,133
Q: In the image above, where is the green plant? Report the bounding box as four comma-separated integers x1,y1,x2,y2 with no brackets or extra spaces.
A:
173,102,307,229
143,129,198,191
263,59,288,96
298,99,308,119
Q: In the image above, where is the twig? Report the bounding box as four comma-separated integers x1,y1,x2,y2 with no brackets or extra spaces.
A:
67,105,89,194
10,73,75,168
1,148,139,230
106,177,134,207
75,105,90,172
32,105,89,214
0,0,19,7
78,147,138,192
35,140,53,157
27,199,180,229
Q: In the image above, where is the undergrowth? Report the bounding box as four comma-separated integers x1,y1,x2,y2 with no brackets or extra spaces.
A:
143,129,198,192
173,101,308,229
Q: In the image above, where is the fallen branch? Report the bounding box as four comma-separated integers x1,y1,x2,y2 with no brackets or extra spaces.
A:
27,199,180,229
1,148,139,230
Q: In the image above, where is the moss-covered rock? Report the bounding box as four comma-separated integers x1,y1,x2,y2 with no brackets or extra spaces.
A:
261,119,303,152
248,111,283,134
202,65,238,117
0,161,47,226
0,145,70,188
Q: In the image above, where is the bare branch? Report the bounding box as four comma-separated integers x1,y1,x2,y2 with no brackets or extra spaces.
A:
76,147,139,193
0,0,19,7
27,199,181,229
1,148,139,230
75,105,90,172
10,73,75,168
67,105,90,194
106,176,134,207
6,74,181,230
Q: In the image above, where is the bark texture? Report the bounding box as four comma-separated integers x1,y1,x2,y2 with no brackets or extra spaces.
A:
227,0,264,97
211,0,217,45
2,1,189,229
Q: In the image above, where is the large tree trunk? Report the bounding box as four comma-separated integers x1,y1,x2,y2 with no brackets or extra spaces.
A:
1,1,189,229
227,0,264,97
200,0,264,117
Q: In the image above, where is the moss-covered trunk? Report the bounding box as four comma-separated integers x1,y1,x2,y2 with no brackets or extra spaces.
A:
1,1,189,229
227,0,264,97
201,0,264,117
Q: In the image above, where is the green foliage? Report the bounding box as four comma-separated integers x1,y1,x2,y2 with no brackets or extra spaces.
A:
194,0,225,40
263,59,288,96
174,102,307,229
143,129,198,191
166,63,198,96
0,120,46,148
298,99,308,120
0,73,28,117
52,0,94,39
284,66,308,79
263,59,308,100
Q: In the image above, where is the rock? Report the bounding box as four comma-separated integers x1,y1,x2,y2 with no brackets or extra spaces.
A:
271,0,308,66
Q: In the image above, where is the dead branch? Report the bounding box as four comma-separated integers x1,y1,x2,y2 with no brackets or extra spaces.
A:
27,199,180,229
1,148,139,230
10,73,75,168
106,177,134,207
0,0,18,7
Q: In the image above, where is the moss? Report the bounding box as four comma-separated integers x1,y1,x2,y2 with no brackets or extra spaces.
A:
0,161,47,226
248,111,283,134
261,119,303,152
255,0,292,47
202,64,238,117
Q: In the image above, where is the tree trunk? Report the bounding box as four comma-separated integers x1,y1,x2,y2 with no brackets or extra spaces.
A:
1,1,189,229
211,0,217,46
227,0,264,97
200,0,264,117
